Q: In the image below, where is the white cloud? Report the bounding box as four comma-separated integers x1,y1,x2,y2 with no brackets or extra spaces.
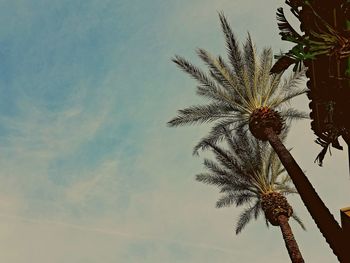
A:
64,159,118,204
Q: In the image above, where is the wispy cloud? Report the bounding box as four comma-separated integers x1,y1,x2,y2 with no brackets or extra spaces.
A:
0,212,237,256
64,159,118,204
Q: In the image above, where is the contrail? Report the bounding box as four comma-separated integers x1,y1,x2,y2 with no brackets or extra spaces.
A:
0,213,235,255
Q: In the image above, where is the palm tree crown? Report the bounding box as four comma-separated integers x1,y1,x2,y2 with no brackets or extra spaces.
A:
168,13,307,143
196,128,305,234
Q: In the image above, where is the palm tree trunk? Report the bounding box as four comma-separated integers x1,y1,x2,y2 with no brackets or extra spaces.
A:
263,127,349,262
341,132,350,175
278,215,304,263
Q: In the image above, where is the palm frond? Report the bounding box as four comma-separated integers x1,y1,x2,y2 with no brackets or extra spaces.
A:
216,193,236,208
270,88,307,108
196,84,229,103
216,192,255,208
285,0,302,18
167,103,234,127
218,12,245,85
206,141,246,173
279,173,293,185
271,151,284,179
276,184,298,195
243,33,258,97
279,124,291,142
196,49,235,89
196,48,252,112
234,192,256,207
314,141,330,167
192,118,249,155
172,55,217,88
253,200,262,219
261,72,283,106
195,85,248,115
257,48,273,93
224,127,261,168
275,167,287,178
280,65,307,92
172,54,249,114
222,126,240,153
214,138,263,183
280,108,309,121
270,55,297,74
219,184,258,195
195,173,233,187
203,158,232,177
235,205,255,234
291,212,306,230
276,8,302,41
266,148,281,185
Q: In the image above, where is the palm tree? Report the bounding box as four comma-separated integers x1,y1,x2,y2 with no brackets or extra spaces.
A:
168,13,307,144
271,3,349,166
196,128,305,263
168,13,348,261
271,3,350,75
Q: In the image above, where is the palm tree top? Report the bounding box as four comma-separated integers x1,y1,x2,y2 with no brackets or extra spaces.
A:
168,13,308,144
195,127,305,234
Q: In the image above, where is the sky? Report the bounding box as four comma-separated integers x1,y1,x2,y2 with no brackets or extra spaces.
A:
0,0,348,262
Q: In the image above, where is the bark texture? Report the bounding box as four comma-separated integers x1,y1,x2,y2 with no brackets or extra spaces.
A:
278,215,304,263
264,127,349,262
249,107,284,140
261,192,293,226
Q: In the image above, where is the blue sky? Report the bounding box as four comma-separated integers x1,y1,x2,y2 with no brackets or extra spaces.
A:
0,0,348,262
